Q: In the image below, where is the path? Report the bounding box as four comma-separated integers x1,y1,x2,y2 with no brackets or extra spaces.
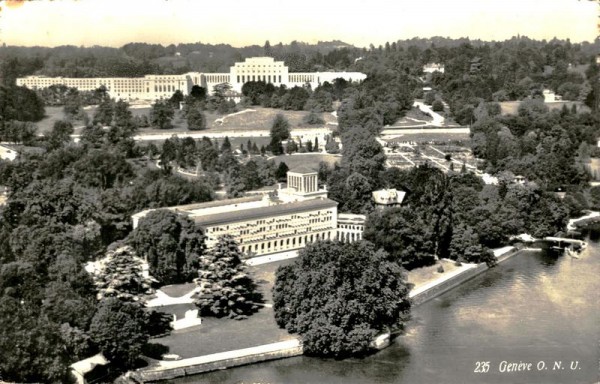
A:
567,211,600,231
153,338,300,371
214,109,256,125
413,101,445,126
245,250,299,266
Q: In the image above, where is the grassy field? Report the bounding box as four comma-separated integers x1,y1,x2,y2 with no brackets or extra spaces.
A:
105,106,334,134
407,259,460,289
272,153,341,171
36,106,68,134
205,107,336,131
153,259,295,358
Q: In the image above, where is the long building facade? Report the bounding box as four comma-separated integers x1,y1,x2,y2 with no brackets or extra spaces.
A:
17,57,366,101
132,168,365,257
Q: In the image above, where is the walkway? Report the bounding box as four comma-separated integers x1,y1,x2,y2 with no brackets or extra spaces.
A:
214,109,256,125
413,101,445,126
567,211,600,231
245,250,299,266
409,262,478,298
153,338,300,371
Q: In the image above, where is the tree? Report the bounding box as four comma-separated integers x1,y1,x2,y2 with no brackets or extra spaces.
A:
264,40,272,56
344,172,374,214
190,85,207,101
0,86,45,122
269,114,290,155
303,110,325,125
73,149,134,190
195,235,261,319
150,100,174,129
424,92,436,105
273,241,411,358
325,138,340,154
93,97,114,126
128,210,205,285
221,136,232,153
364,207,437,269
92,245,155,301
432,99,444,112
114,99,134,130
63,88,83,119
276,162,289,181
88,297,149,369
306,140,313,152
169,90,185,108
47,120,74,150
187,106,206,131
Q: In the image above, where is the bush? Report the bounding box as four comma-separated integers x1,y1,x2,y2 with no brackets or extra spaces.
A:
432,99,444,112
437,265,445,273
303,111,325,125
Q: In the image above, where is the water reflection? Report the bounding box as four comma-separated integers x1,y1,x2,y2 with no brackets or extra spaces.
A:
171,234,599,384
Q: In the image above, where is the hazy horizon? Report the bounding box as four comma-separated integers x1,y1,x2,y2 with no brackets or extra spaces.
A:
0,0,597,49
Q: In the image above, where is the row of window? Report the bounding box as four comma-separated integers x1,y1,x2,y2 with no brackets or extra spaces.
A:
239,224,334,243
237,64,284,68
338,224,364,231
236,75,282,84
209,210,334,234
240,231,333,254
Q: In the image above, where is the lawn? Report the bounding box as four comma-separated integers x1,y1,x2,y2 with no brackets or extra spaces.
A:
206,107,336,131
127,106,335,134
272,153,341,171
386,132,470,144
36,106,68,134
160,283,196,297
152,259,296,358
407,259,461,290
38,104,335,141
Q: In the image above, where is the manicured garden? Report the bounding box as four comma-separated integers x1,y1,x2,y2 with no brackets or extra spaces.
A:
152,259,295,358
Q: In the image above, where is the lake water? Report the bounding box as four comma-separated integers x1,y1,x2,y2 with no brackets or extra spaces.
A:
172,230,600,384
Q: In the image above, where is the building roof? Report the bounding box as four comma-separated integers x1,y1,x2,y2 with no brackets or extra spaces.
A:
170,195,262,212
70,353,109,375
288,165,318,174
337,213,367,224
372,189,406,205
191,198,338,227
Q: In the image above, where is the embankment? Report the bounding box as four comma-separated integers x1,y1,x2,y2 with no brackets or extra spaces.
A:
130,339,302,383
129,247,523,382
411,246,521,306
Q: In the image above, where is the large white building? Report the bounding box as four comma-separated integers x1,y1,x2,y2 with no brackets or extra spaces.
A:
17,57,366,101
132,168,365,257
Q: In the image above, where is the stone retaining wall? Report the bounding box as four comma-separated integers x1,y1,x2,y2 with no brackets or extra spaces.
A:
411,247,521,306
130,341,303,383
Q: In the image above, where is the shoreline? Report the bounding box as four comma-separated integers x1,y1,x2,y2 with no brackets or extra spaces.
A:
128,246,526,383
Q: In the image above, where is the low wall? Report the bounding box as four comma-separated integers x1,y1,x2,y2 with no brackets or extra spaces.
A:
411,247,521,306
130,340,303,383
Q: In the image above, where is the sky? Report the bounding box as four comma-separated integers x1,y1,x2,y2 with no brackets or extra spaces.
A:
0,0,597,48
